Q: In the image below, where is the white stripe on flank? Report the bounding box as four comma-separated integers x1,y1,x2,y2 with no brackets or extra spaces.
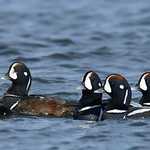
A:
127,108,150,117
143,103,150,106
107,109,127,113
10,101,19,110
123,90,128,105
79,105,101,112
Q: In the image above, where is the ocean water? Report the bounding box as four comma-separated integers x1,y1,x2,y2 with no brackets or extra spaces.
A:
0,0,150,149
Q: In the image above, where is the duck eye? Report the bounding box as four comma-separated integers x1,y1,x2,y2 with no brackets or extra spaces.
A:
119,85,124,90
24,72,28,76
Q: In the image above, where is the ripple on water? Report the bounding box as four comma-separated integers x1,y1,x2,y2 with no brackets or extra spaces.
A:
78,134,109,142
19,41,49,48
128,121,148,127
90,46,113,56
59,64,79,69
127,146,148,150
12,56,41,62
90,31,114,41
0,49,21,56
49,38,75,46
45,52,84,60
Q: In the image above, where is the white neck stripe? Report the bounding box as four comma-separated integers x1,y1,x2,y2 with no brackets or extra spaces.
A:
26,77,31,92
123,89,128,105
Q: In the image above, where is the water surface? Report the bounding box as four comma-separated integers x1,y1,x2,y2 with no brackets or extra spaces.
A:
0,0,150,149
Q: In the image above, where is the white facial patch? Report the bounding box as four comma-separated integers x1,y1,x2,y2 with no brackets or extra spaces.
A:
104,76,112,93
84,72,92,90
120,84,124,90
139,73,148,91
24,72,28,76
9,63,19,80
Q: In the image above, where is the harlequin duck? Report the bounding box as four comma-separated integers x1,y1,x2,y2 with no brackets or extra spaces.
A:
138,72,150,106
126,72,150,118
1,62,77,117
103,73,150,119
103,74,132,119
73,71,104,121
0,62,32,116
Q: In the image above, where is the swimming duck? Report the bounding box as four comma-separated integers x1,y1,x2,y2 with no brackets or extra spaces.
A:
103,74,132,119
0,62,77,117
73,71,104,121
103,73,150,119
138,72,150,106
0,62,32,116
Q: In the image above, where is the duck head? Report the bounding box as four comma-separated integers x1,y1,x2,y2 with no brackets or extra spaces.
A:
79,71,103,107
5,62,32,96
103,74,132,110
138,72,150,105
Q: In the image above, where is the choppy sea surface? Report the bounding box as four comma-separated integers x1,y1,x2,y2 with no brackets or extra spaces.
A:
0,0,150,149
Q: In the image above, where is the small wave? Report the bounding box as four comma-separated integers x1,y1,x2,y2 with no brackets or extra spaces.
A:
33,77,50,84
33,77,65,84
0,50,21,56
46,52,83,60
128,146,148,150
0,43,9,50
129,121,148,127
90,32,113,41
59,64,78,69
49,38,75,46
90,46,113,56
132,132,146,138
20,41,48,48
12,56,41,62
79,134,108,142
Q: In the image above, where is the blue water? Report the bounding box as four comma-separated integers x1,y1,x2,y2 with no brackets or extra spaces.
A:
0,0,150,149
